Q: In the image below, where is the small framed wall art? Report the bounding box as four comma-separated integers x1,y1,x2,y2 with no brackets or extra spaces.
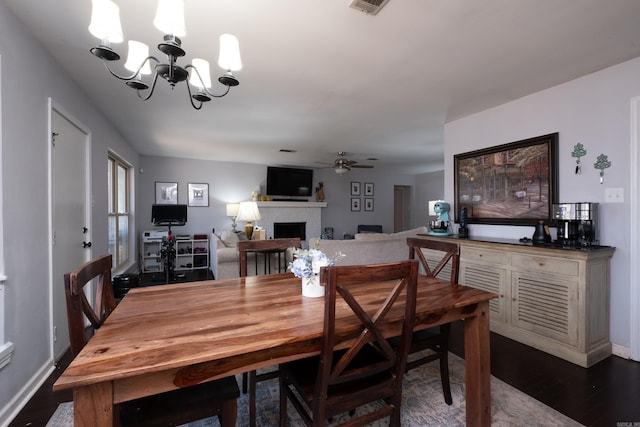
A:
351,198,361,211
364,182,374,196
364,198,374,211
351,182,361,196
188,183,209,207
155,182,178,205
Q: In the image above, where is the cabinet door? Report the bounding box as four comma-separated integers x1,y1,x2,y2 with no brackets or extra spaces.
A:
511,271,578,346
460,263,507,324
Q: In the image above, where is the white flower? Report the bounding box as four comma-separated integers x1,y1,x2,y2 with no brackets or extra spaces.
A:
288,248,345,282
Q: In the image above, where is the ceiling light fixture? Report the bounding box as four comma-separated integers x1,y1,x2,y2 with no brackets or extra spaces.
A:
334,164,351,175
88,0,242,110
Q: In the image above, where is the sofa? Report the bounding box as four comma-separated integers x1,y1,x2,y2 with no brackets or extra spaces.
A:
211,226,429,280
309,226,429,267
210,231,294,280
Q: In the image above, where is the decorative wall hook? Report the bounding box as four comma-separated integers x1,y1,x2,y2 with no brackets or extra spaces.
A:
593,153,611,184
571,143,587,174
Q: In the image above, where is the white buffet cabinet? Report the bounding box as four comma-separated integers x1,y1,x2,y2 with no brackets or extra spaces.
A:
421,236,615,367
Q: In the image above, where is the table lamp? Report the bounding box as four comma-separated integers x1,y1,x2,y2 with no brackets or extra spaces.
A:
236,201,262,239
226,203,240,232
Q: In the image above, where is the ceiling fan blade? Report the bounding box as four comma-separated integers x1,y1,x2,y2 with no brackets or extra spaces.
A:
352,164,374,168
345,160,358,166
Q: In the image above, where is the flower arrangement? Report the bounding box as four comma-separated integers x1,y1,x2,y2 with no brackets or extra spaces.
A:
288,247,345,286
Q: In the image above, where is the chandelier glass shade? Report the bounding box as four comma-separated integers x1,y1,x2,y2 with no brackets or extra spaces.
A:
88,0,241,110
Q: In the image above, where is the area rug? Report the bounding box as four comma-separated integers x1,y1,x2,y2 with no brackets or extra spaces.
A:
46,353,583,426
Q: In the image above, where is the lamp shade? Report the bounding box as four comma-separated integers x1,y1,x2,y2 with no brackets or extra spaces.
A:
189,58,212,89
218,34,242,71
124,41,152,74
236,201,261,222
88,0,124,43
226,203,240,217
153,0,186,37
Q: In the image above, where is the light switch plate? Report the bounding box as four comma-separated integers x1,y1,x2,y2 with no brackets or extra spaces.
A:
604,187,624,203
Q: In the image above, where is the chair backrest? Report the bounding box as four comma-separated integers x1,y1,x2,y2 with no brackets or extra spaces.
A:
315,260,418,414
406,237,460,284
64,254,115,357
237,237,301,277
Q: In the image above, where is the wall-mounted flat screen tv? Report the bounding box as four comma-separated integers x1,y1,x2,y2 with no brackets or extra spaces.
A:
152,204,188,225
266,167,313,197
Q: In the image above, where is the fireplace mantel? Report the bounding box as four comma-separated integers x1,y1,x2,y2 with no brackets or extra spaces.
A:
255,202,326,242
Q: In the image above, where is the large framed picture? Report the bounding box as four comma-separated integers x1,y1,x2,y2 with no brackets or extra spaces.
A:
155,182,178,205
454,133,558,226
188,183,209,207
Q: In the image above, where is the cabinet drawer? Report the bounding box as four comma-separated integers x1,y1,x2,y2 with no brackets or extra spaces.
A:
511,254,579,277
461,247,508,265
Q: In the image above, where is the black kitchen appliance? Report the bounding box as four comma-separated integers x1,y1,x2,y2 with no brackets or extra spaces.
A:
552,202,599,247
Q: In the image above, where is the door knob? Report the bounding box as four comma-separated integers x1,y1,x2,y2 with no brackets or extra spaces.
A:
82,227,88,234
82,241,92,248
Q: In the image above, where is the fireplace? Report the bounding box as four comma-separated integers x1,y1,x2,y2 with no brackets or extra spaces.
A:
274,222,306,240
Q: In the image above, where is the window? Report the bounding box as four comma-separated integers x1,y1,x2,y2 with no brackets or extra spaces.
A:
108,154,131,270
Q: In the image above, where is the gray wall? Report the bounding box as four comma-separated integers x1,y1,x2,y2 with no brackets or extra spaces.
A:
445,56,640,353
138,156,428,241
0,3,139,424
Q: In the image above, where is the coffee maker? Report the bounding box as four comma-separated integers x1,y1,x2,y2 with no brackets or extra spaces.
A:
552,202,599,247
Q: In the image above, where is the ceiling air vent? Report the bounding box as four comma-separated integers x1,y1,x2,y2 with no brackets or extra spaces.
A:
349,0,391,15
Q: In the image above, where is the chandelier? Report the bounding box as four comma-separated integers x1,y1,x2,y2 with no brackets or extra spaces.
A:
88,0,242,110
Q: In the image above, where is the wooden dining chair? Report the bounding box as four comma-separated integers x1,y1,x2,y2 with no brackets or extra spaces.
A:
238,237,301,427
64,254,240,427
404,237,460,405
279,260,419,427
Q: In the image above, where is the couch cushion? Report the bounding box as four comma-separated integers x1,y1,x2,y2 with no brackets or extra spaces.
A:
354,226,428,241
217,230,240,248
217,247,239,263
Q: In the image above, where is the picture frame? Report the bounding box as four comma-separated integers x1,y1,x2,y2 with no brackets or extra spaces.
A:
187,183,209,207
454,133,559,226
364,198,374,211
350,182,361,196
351,198,361,212
364,182,374,196
155,181,178,205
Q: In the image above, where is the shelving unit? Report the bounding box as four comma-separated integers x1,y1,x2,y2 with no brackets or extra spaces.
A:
140,232,209,273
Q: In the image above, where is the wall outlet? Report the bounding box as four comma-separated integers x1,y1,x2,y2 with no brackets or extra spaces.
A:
604,187,624,203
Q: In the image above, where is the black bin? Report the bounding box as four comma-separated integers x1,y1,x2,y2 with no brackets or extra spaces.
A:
112,273,141,299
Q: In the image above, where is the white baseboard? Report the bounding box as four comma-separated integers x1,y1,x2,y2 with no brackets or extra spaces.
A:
612,343,632,360
0,358,55,427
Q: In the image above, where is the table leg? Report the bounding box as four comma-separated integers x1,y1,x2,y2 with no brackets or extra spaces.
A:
463,301,491,427
73,382,114,426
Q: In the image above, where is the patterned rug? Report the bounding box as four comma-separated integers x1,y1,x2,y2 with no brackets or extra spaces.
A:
46,353,582,426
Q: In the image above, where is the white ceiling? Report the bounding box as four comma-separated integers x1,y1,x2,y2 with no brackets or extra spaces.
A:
6,0,640,174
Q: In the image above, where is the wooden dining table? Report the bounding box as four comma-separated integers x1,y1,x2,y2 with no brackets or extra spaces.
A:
53,272,496,427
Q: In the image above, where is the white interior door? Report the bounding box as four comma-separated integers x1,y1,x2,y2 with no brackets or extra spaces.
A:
50,103,90,361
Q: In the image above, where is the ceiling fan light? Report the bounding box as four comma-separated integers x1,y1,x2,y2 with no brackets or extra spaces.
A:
334,165,350,175
189,58,212,89
88,0,123,43
153,0,186,37
124,41,151,74
218,34,242,71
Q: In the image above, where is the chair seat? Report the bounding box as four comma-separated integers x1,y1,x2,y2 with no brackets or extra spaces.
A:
120,376,240,426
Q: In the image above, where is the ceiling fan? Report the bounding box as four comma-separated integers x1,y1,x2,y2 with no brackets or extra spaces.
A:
319,152,374,175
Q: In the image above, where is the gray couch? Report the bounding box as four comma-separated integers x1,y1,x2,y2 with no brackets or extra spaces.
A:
211,226,429,279
309,226,428,267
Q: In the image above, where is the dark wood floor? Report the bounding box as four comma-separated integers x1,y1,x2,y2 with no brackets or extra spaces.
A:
9,321,640,426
